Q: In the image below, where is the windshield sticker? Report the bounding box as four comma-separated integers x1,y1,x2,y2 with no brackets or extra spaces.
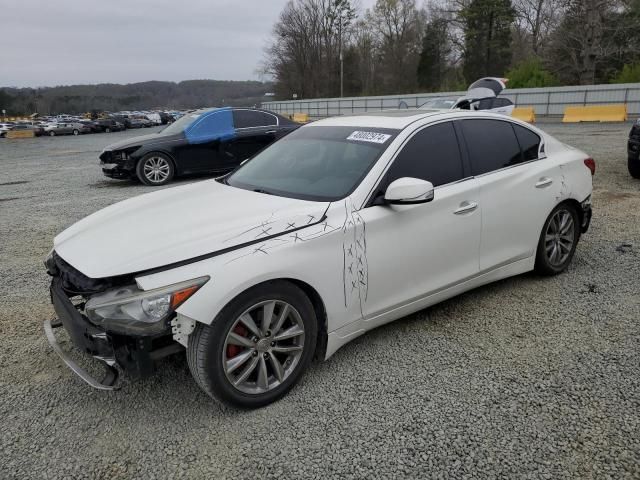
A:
346,131,391,144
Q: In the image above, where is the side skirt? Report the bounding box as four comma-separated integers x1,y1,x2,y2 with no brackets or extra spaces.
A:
324,255,535,359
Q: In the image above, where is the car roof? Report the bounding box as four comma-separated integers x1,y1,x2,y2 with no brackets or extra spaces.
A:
308,109,519,130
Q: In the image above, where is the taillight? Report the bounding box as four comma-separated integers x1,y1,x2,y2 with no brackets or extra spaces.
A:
584,157,596,176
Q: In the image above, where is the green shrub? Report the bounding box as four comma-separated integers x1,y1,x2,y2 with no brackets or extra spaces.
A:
611,64,640,83
506,58,558,88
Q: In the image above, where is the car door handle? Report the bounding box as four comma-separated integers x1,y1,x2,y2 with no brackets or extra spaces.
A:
454,201,478,215
265,130,277,134
535,177,553,188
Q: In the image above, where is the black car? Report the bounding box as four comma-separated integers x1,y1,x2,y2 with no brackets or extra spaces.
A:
96,119,125,133
628,119,640,178
99,107,299,186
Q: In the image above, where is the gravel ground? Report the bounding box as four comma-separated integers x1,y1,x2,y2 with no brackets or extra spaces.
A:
0,122,639,479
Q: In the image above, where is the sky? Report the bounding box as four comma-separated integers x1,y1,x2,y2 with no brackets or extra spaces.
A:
1,0,377,88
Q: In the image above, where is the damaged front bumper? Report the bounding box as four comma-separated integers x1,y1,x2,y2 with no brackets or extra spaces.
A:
45,277,182,390
99,150,136,179
100,161,135,179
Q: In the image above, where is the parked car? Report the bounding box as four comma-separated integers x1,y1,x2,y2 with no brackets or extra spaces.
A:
627,118,640,178
419,77,515,115
0,122,16,137
419,97,458,109
67,122,92,134
95,119,124,133
78,120,102,133
127,118,148,129
45,109,594,407
43,123,81,136
11,124,44,136
108,115,132,129
99,107,299,186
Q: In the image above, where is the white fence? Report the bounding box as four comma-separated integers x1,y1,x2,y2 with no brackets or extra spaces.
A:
262,83,640,118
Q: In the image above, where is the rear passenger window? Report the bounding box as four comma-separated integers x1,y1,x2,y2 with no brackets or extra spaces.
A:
460,119,522,175
385,122,464,188
513,124,541,161
233,110,277,128
493,98,513,108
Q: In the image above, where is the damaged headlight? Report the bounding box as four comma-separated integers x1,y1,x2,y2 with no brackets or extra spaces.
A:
85,276,209,335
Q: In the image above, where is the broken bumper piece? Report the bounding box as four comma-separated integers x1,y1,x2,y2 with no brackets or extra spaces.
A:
44,318,120,390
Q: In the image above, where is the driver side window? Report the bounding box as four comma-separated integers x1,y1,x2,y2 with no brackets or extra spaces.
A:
382,122,465,192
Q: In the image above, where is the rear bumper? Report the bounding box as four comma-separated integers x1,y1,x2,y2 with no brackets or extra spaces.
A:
46,278,181,389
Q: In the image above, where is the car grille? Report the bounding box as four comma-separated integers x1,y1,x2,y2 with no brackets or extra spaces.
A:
49,251,126,295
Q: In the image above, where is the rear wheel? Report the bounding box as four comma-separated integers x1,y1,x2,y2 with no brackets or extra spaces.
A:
534,203,580,275
135,153,174,186
49,131,55,137
105,127,111,133
629,156,640,179
187,281,317,408
72,129,79,136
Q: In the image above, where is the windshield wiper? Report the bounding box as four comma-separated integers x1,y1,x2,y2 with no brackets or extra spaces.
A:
253,188,273,195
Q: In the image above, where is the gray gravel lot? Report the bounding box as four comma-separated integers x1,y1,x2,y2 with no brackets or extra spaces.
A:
1,122,639,479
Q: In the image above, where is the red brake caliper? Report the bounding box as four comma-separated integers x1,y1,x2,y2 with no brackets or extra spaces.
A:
227,324,248,358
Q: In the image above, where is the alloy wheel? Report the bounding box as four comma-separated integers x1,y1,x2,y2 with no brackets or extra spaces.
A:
143,156,171,183
544,208,575,266
222,300,305,395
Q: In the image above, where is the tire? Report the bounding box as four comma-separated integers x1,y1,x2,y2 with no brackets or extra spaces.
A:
135,152,175,186
72,129,79,136
534,203,580,275
49,131,55,137
629,156,640,179
187,281,318,408
105,127,111,133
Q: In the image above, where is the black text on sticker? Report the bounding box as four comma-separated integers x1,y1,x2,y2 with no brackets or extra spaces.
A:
346,131,392,144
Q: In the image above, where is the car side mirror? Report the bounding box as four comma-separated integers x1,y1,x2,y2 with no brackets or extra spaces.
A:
384,177,434,205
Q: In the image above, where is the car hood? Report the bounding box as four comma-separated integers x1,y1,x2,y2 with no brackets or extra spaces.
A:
54,180,330,279
102,132,183,152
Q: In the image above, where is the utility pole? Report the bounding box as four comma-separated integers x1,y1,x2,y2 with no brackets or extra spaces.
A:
339,10,344,98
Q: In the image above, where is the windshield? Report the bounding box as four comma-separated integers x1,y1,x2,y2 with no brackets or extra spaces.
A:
419,98,457,109
160,110,206,135
226,126,399,201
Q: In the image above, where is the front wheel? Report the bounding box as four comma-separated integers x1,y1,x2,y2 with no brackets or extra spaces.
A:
629,157,640,179
72,129,79,136
187,281,318,408
105,127,111,133
135,153,175,186
534,203,580,275
49,131,55,137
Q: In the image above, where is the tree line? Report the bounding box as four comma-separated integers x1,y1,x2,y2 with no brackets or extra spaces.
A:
263,0,640,99
0,80,274,116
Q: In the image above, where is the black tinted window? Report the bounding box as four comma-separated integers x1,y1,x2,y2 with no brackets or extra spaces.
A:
477,99,493,110
460,120,522,175
513,124,541,161
385,122,464,188
233,110,277,128
493,98,513,108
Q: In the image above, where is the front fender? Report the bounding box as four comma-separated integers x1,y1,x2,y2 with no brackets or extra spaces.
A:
134,219,352,334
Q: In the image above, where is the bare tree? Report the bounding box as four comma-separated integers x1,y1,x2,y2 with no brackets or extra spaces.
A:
512,0,564,55
367,0,427,93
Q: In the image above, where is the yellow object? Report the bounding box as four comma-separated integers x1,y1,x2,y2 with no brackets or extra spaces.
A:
511,107,536,123
6,130,35,138
292,113,309,123
562,104,627,123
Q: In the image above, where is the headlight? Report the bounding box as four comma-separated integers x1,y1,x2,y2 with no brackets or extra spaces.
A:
44,248,56,274
85,276,209,335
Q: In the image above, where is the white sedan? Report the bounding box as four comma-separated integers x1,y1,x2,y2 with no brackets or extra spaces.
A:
45,110,594,407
